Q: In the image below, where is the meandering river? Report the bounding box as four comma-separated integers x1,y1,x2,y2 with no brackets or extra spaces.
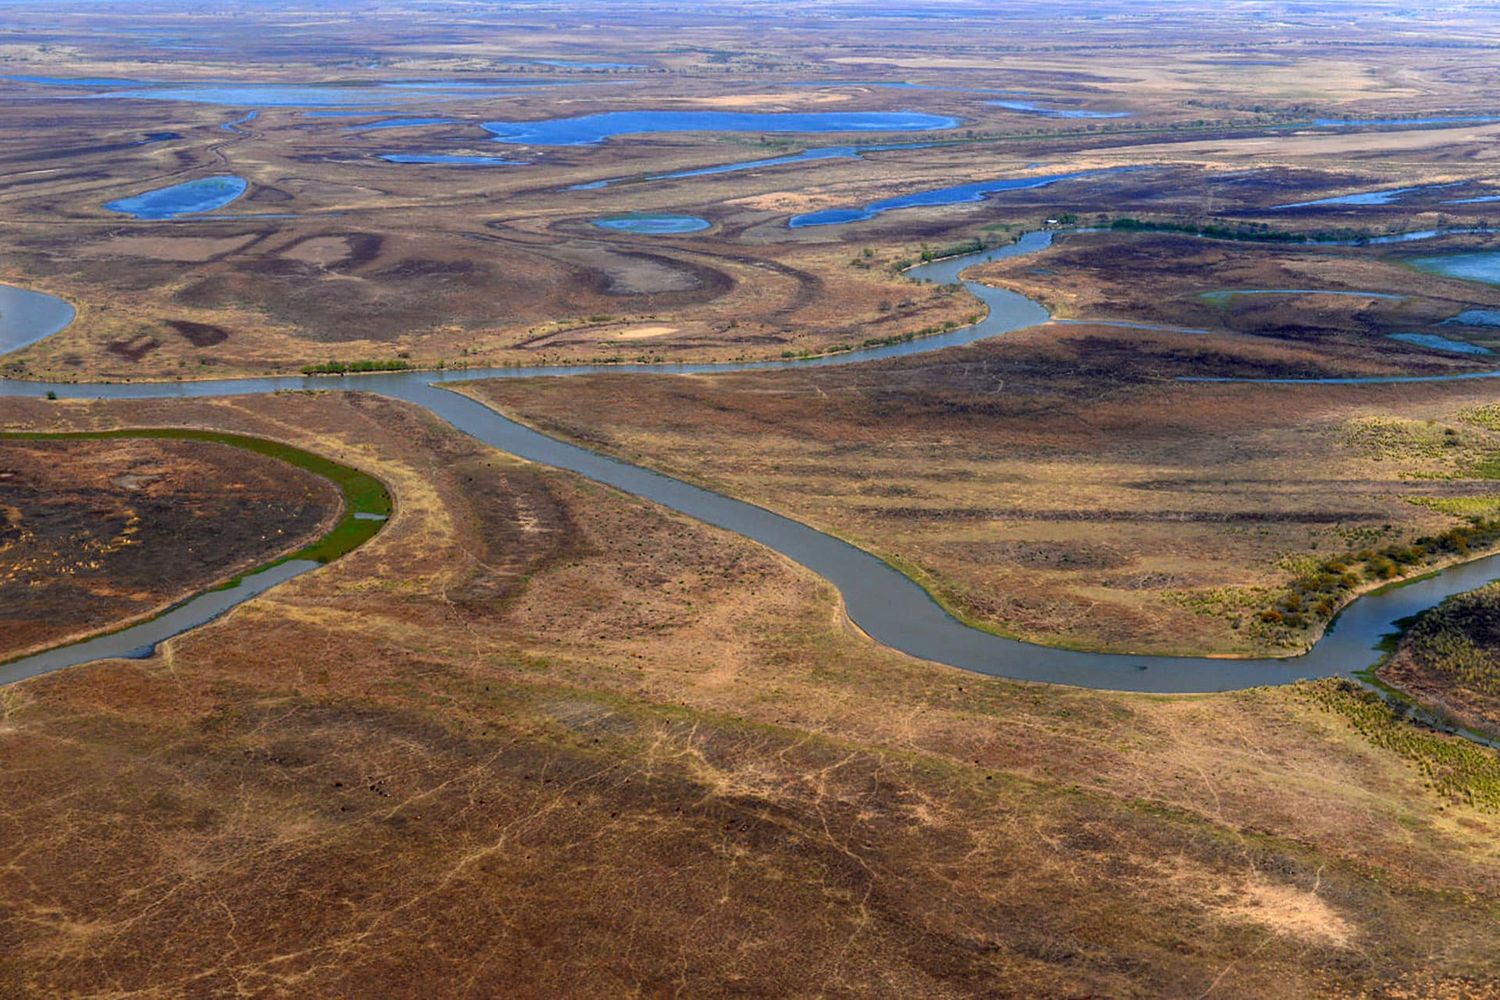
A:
4,231,1500,692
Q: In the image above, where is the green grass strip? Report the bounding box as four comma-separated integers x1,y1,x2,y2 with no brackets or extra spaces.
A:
0,428,391,566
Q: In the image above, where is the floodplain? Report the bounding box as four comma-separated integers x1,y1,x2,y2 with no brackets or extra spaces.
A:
5,1,1500,996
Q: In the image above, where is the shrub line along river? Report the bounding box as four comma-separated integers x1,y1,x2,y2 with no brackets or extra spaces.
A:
4,231,1500,693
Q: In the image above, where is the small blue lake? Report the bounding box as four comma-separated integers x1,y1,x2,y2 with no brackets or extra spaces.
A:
1410,252,1500,286
988,99,1131,119
788,168,1126,228
1388,332,1492,355
591,214,711,234
104,175,248,220
481,110,959,146
0,284,75,355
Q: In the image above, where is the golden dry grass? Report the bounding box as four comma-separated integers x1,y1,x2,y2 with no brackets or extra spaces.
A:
0,391,1496,996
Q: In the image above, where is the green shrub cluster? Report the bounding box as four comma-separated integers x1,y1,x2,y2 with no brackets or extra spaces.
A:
1259,518,1500,630
301,359,416,375
1108,217,1369,244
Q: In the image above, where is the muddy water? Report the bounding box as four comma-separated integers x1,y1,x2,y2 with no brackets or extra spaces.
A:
6,231,1500,692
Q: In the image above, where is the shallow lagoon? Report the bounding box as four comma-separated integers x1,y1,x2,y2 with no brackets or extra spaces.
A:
1275,183,1457,209
104,175,248,220
592,214,711,234
1410,252,1500,286
0,285,75,354
482,110,959,146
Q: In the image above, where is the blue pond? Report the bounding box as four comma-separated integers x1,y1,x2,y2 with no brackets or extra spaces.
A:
591,214,711,234
788,168,1127,228
481,110,959,146
104,175,248,220
379,153,520,165
1447,194,1500,204
1410,253,1500,286
1388,332,1492,355
1446,309,1500,326
0,284,75,355
988,99,1131,119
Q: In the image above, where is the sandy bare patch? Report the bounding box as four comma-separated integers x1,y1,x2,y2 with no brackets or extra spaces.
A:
281,236,354,267
613,325,678,340
1221,876,1354,947
727,191,838,212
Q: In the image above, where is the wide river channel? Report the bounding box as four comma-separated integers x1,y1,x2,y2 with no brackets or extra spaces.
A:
5,231,1500,692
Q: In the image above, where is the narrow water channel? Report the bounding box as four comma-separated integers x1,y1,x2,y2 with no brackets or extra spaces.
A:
4,231,1500,692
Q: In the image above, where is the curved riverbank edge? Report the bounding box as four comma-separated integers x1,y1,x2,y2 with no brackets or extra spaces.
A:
0,283,76,356
2,231,1500,692
2,224,1492,384
0,429,391,682
461,384,1500,666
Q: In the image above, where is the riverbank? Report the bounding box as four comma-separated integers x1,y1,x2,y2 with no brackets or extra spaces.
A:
0,427,389,670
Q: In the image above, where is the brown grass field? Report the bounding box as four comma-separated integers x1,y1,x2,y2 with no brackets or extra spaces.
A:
469,329,1500,656
6,1,1500,994
0,435,338,661
0,391,1497,998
